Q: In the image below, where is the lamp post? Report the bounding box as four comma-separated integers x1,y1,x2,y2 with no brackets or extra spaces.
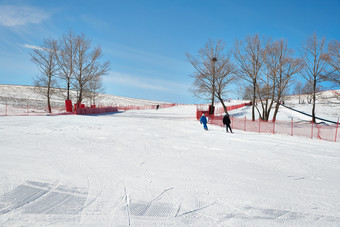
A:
210,57,217,115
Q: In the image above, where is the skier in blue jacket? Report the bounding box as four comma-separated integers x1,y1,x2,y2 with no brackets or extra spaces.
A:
200,114,208,131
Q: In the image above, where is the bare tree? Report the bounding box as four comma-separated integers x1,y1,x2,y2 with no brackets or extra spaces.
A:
255,39,276,121
242,85,253,100
254,82,274,120
326,40,340,86
234,34,263,121
86,74,104,106
293,80,303,104
56,29,77,100
234,37,302,121
187,40,235,114
300,32,329,123
302,81,314,104
271,40,304,121
73,34,110,107
186,40,221,110
31,38,59,113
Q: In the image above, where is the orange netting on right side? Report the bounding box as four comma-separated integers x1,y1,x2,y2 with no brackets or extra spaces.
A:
208,115,339,142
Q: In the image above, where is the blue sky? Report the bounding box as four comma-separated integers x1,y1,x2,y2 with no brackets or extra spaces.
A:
0,0,339,104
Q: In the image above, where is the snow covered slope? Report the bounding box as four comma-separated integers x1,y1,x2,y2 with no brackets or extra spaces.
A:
0,105,339,226
1,84,339,123
283,90,340,123
0,84,170,107
222,90,340,123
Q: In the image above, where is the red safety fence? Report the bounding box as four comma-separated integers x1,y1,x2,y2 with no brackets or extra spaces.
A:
214,103,252,115
332,90,340,96
76,106,118,115
207,114,340,143
117,103,176,111
196,102,251,120
0,104,66,116
0,103,177,116
196,103,340,142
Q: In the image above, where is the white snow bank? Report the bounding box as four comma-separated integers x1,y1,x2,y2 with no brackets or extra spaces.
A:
0,105,339,226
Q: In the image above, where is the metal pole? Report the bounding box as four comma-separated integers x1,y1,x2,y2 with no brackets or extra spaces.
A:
311,122,314,139
211,57,217,114
244,116,247,131
335,118,339,142
232,116,234,129
291,118,293,136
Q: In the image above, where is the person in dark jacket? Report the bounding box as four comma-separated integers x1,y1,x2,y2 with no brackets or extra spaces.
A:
200,114,208,131
222,113,233,133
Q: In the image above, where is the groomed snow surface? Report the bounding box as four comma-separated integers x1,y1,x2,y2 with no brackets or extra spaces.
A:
0,105,340,226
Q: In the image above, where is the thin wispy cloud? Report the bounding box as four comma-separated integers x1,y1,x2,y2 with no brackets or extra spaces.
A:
106,42,187,69
22,44,45,51
104,72,190,93
105,72,168,91
79,14,111,31
0,5,50,27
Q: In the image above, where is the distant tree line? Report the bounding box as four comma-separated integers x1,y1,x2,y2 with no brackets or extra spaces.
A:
31,30,110,113
187,33,340,123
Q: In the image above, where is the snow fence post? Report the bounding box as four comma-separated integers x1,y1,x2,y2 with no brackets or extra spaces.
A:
335,118,339,142
232,116,234,129
311,122,313,139
273,120,275,134
259,119,261,133
244,116,247,131
291,118,293,136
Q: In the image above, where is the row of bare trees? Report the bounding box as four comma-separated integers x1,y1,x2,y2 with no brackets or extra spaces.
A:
187,33,340,123
292,80,322,105
31,30,110,113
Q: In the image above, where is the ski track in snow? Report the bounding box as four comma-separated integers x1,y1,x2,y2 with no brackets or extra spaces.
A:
0,105,339,226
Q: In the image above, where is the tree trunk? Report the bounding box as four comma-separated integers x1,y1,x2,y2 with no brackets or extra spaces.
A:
67,80,70,100
272,92,282,121
262,108,266,120
272,101,280,121
217,96,229,115
252,81,256,121
211,94,215,114
47,86,52,113
255,104,262,119
312,78,316,123
77,85,83,108
211,58,216,113
263,99,268,121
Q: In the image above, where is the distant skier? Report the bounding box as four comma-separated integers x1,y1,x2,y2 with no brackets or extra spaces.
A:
200,113,208,131
156,104,160,109
222,113,233,133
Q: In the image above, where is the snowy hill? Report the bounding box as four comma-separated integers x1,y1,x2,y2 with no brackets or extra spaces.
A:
283,90,340,123
1,84,339,123
218,90,340,124
0,84,170,107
